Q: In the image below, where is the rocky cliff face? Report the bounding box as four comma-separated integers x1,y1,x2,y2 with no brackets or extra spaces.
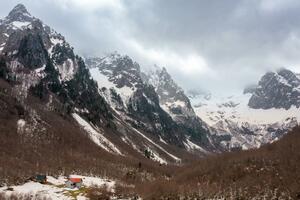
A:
0,4,125,157
86,54,214,152
143,65,212,149
144,66,195,122
248,68,300,109
0,4,113,125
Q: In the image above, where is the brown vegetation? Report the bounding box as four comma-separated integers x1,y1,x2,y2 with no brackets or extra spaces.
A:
0,79,178,187
133,126,300,199
1,76,300,199
0,193,50,200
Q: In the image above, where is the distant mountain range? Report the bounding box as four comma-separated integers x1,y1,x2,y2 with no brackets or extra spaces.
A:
0,4,299,166
0,4,217,167
189,68,300,150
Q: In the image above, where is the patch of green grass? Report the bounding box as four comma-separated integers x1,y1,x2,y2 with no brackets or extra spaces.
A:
55,184,66,188
64,187,88,199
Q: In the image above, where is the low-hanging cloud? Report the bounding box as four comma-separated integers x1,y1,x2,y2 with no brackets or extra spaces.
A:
1,0,300,94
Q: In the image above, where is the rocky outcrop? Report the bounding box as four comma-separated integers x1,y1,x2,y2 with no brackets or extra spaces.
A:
248,68,300,109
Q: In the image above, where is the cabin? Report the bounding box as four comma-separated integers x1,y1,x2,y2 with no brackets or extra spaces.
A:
65,177,83,189
30,174,47,184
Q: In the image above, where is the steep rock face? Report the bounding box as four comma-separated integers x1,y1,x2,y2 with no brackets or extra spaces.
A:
143,66,212,149
144,66,195,122
86,55,182,144
86,54,144,107
0,4,112,126
86,54,213,151
248,68,300,109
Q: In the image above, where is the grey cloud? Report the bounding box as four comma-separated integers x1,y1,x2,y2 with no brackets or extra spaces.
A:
1,0,300,93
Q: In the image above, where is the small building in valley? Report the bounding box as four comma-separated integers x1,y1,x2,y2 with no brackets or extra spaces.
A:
29,174,47,184
65,177,83,189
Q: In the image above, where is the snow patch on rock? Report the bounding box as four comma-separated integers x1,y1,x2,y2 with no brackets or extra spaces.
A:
184,138,209,154
131,126,181,163
89,67,135,106
72,113,123,155
17,119,26,134
58,58,77,81
11,21,31,29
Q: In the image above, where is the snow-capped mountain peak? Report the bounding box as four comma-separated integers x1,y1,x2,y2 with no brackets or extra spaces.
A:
144,65,194,120
142,65,213,151
6,4,33,22
86,55,213,152
147,65,184,92
189,68,300,151
248,68,300,109
0,4,78,82
0,4,36,31
86,53,143,106
87,53,142,88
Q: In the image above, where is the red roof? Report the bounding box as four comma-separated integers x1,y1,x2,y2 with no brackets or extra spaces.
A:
69,178,82,183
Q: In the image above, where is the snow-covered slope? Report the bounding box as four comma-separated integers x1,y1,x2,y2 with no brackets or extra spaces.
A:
72,113,123,155
191,93,300,126
189,70,300,151
144,65,196,123
86,53,142,111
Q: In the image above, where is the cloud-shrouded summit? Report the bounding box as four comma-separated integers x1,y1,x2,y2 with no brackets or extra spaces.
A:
1,0,300,93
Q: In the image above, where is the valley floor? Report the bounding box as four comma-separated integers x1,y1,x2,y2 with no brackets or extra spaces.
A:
1,127,300,200
0,175,118,200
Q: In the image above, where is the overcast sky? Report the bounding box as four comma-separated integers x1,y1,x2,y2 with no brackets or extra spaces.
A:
1,0,300,94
